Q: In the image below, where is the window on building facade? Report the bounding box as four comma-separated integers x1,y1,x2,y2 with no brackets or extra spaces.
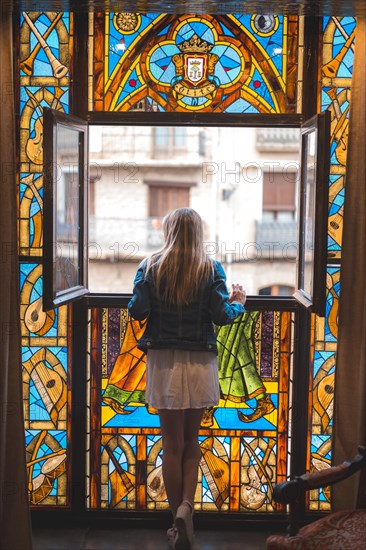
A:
259,285,295,296
262,170,297,221
145,184,191,250
148,184,190,217
152,127,187,158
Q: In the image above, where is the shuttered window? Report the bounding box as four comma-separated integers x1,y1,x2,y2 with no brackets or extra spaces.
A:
262,170,297,219
148,186,190,217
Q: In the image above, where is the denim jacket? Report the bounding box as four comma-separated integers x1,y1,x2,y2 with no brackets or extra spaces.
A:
128,259,245,354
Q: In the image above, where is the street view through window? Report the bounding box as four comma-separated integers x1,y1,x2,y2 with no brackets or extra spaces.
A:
88,125,300,295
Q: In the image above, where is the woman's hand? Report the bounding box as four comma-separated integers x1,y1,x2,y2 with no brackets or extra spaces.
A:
229,283,247,306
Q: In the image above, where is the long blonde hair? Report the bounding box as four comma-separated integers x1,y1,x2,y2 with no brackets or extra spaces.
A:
146,208,213,306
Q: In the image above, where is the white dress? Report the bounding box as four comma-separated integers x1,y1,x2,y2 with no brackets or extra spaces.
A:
145,349,220,409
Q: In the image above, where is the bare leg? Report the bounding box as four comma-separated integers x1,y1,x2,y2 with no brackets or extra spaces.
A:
159,407,205,518
158,409,184,520
182,408,205,507
173,408,205,550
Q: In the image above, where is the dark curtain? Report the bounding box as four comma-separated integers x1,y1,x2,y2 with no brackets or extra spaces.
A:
0,10,33,550
333,17,366,510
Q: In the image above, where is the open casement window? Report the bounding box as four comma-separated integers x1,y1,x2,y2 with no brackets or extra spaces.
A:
43,109,330,311
43,108,89,310
293,111,331,316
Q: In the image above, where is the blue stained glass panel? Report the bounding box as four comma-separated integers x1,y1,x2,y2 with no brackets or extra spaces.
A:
25,429,67,505
325,267,340,343
23,346,68,423
224,98,260,113
98,13,296,113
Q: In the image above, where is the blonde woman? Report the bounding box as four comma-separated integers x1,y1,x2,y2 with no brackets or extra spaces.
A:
128,208,246,550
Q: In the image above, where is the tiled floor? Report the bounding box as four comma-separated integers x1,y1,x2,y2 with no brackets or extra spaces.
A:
32,526,276,549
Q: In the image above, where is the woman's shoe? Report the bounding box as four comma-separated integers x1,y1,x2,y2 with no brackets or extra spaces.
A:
174,500,194,550
167,525,177,549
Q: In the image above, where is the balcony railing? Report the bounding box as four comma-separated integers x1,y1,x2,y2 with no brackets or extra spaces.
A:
255,219,298,259
256,128,300,152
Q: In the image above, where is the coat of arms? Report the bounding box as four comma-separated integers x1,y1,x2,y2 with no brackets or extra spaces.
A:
171,34,220,105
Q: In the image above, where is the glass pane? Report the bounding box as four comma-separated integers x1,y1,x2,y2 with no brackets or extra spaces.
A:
321,17,356,259
92,14,299,113
18,10,73,508
307,265,340,511
88,125,300,295
153,127,169,148
303,129,316,298
20,263,69,506
19,11,72,256
173,128,187,147
55,125,80,291
87,307,293,511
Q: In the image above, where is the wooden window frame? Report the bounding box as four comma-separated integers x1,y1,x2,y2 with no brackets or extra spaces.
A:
293,111,331,316
43,110,329,314
43,108,89,309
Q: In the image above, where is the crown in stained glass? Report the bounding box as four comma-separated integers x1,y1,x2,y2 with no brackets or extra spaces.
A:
177,34,213,53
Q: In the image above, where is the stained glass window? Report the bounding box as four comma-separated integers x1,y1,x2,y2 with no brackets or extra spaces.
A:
21,262,69,506
307,265,340,510
18,12,73,506
15,10,350,516
321,17,355,258
19,11,72,256
91,13,299,113
87,307,293,512
305,15,356,511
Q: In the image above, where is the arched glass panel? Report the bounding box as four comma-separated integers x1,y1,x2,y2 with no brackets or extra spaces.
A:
91,13,299,113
